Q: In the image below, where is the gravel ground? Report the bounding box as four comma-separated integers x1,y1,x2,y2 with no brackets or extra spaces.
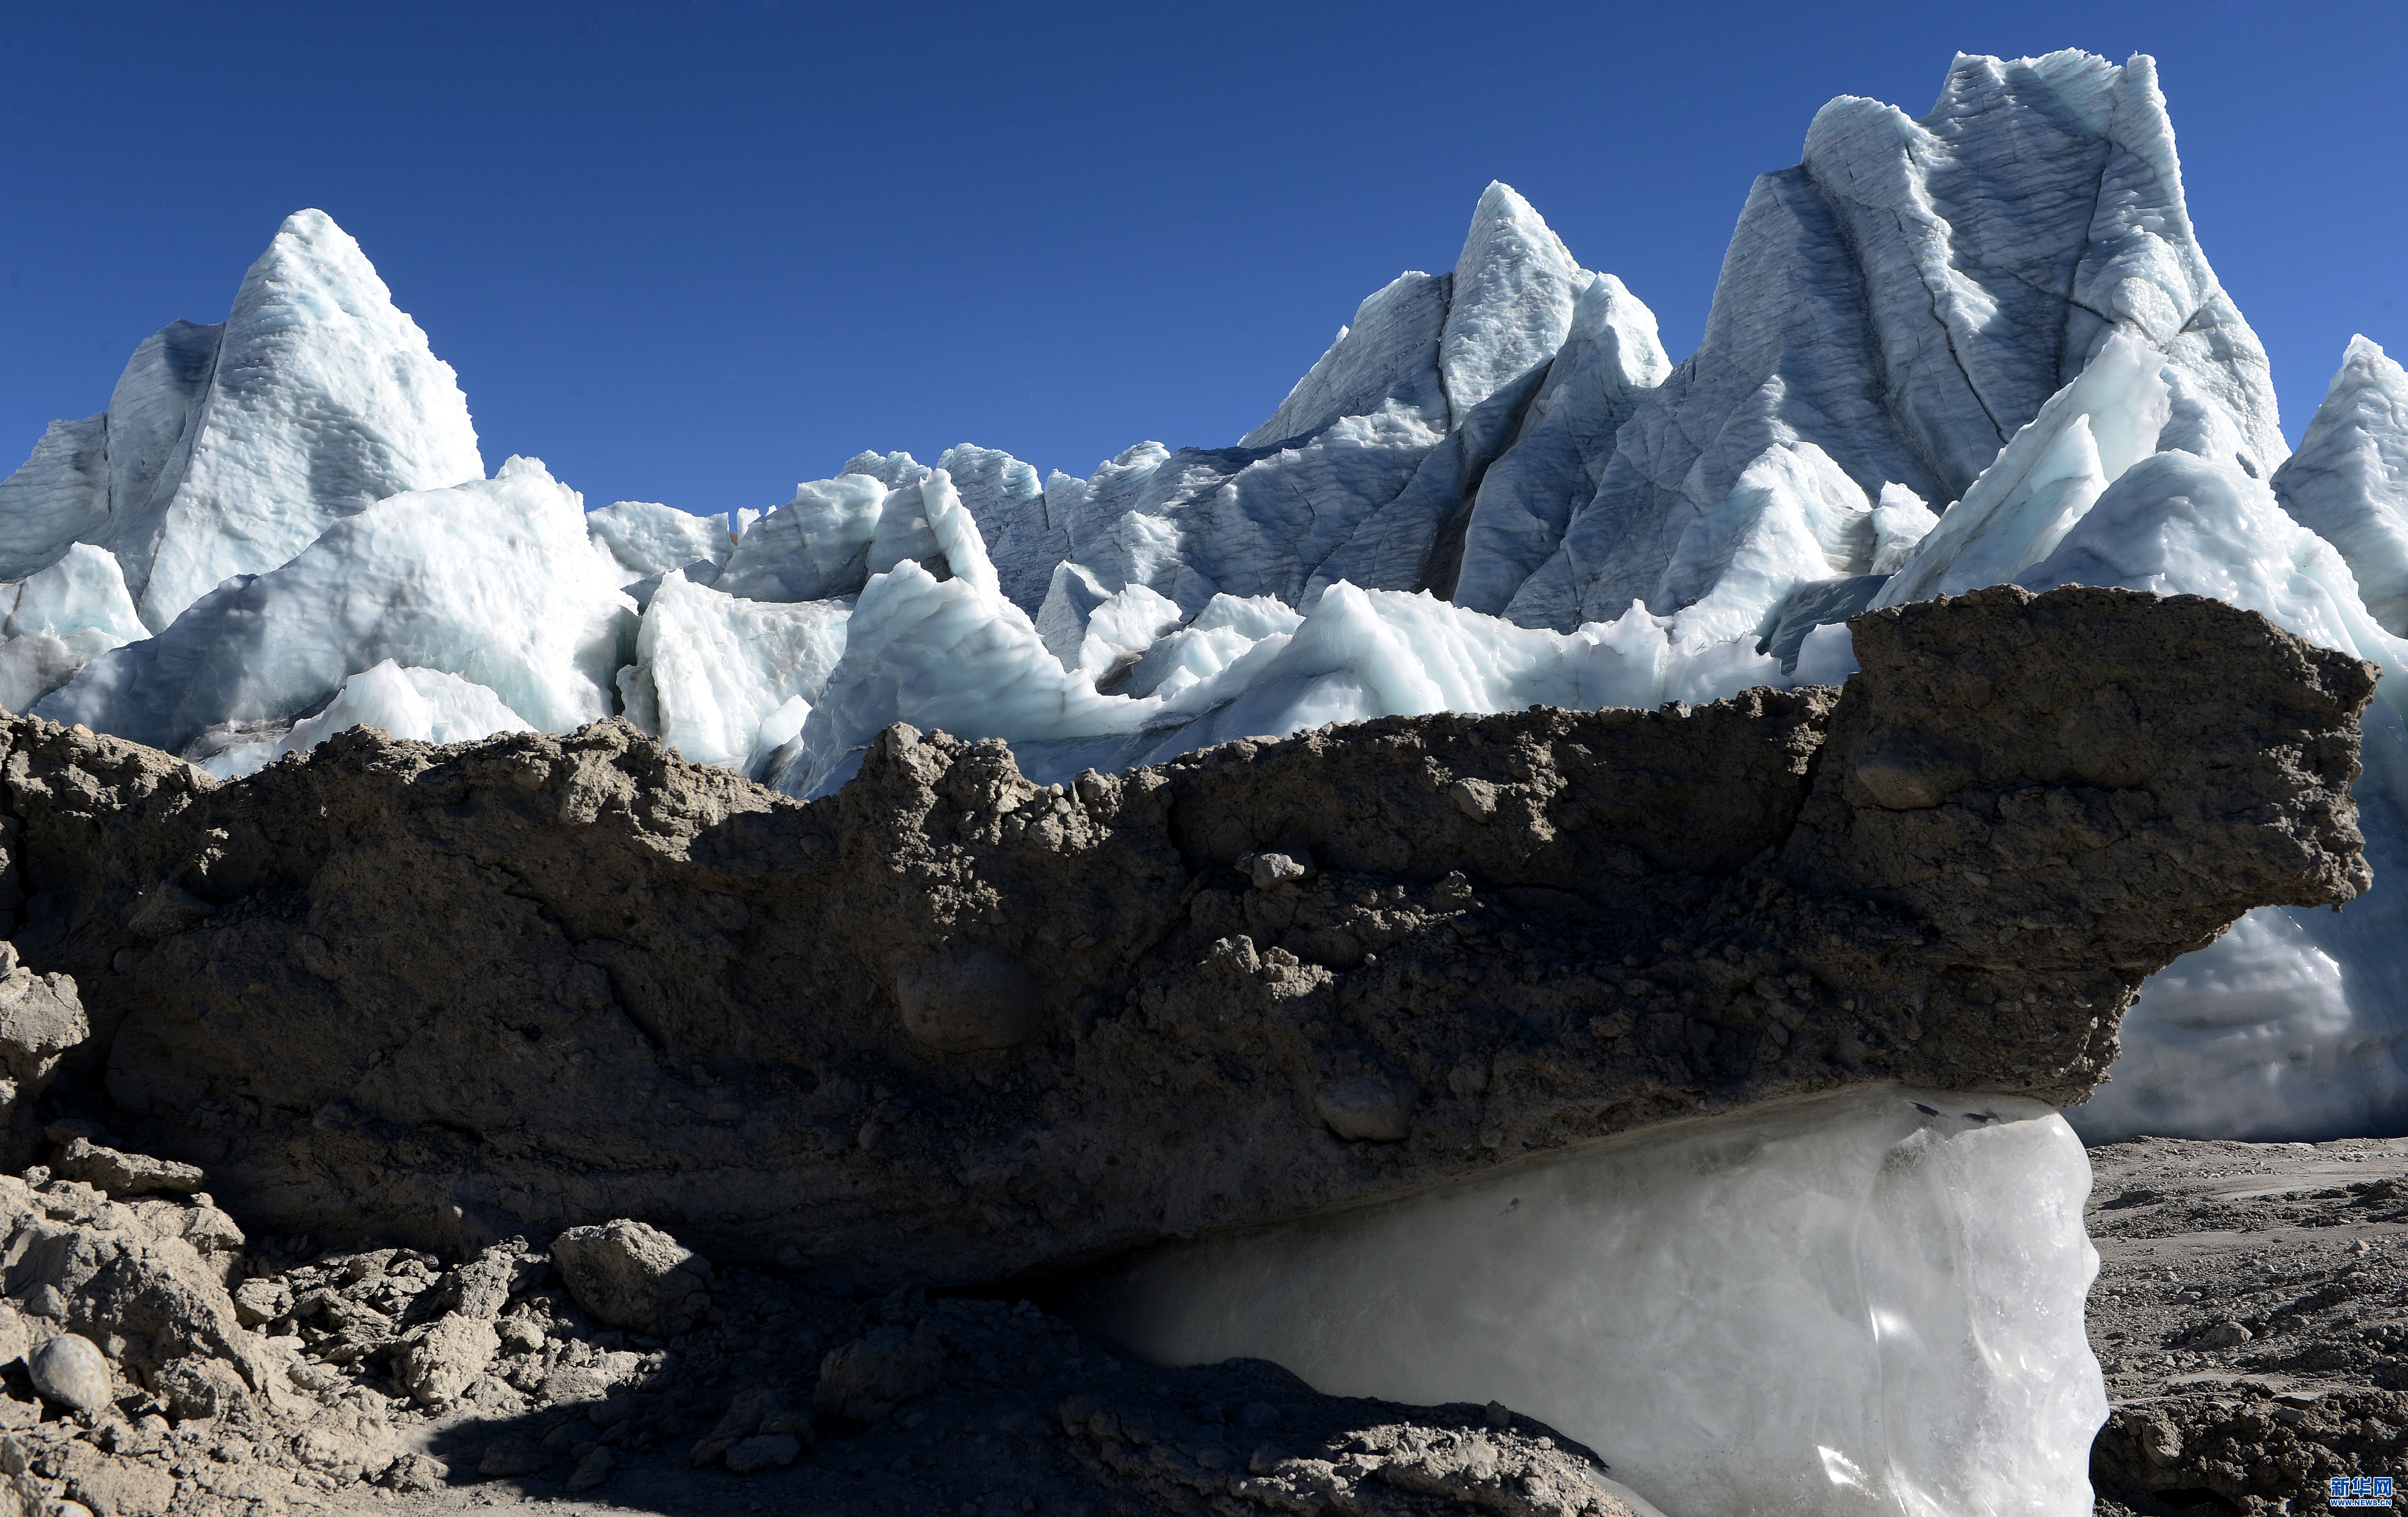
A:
109,1133,2408,1516
2086,1134,2408,1515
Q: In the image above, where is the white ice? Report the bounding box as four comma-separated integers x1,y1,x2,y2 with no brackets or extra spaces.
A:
0,213,482,632
775,564,1784,796
1873,334,2171,608
2272,336,2408,635
615,571,850,777
586,499,736,586
34,457,634,763
0,544,147,714
1499,52,2283,635
1093,1086,2104,1517
200,661,534,780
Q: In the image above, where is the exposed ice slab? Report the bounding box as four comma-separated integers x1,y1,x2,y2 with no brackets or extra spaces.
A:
1093,1085,2104,1517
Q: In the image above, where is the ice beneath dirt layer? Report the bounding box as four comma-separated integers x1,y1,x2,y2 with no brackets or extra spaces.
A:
1093,1086,2105,1517
6,47,2408,1146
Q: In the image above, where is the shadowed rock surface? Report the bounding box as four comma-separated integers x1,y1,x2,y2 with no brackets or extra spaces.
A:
0,585,2373,1288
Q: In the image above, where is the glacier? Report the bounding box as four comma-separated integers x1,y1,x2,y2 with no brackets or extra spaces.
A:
4,48,2405,1158
1091,1087,2104,1517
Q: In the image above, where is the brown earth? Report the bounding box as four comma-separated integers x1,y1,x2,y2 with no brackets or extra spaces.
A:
0,583,2373,1292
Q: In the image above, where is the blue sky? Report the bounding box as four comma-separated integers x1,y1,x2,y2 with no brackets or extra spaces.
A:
3,1,2400,519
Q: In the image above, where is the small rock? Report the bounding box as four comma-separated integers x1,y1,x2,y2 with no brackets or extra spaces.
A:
152,1356,249,1423
230,1277,292,1328
53,1138,203,1198
550,1219,713,1334
690,1386,801,1466
126,883,213,939
68,1458,172,1517
294,1423,396,1484
496,1313,546,1353
19,1286,61,1321
1448,778,1500,823
1237,1402,1279,1430
1313,1073,1416,1142
0,1303,28,1369
2195,1321,2253,1348
541,1365,610,1406
1241,850,1313,889
383,1453,448,1492
814,1321,944,1420
565,1446,613,1492
725,1433,802,1474
449,1238,545,1319
395,1313,500,1406
1483,1400,1511,1431
478,1436,551,1478
29,1335,111,1418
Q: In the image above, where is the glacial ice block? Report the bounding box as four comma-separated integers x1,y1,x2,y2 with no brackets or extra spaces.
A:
586,499,735,586
0,545,147,714
1500,52,2285,636
1092,1086,2105,1517
199,661,536,778
35,457,634,757
616,571,851,776
122,212,484,629
1449,271,1670,616
2274,337,2408,636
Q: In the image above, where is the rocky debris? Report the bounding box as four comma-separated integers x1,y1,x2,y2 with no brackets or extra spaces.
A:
689,1384,810,1468
563,1443,611,1490
0,586,2361,1291
549,1219,711,1335
2087,1135,2408,1514
1058,1389,1639,1517
0,1106,1810,1517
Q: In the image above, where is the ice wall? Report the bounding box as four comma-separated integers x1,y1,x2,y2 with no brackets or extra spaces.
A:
1091,1086,2105,1517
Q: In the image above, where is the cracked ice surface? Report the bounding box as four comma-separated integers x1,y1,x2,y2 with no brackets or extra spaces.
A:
1095,1086,2105,1517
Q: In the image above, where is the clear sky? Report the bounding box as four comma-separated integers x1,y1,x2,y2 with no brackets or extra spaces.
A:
3,1,2400,520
